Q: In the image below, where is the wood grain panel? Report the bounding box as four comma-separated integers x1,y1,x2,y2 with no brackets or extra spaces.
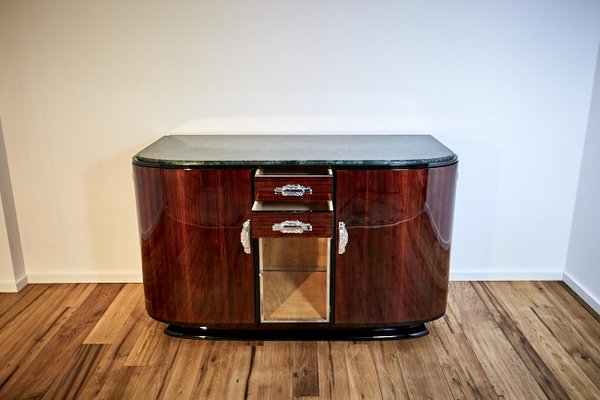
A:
133,166,255,325
251,212,333,238
255,177,332,201
335,165,457,324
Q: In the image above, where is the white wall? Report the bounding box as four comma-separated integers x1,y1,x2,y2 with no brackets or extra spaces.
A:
564,44,600,313
0,1,599,284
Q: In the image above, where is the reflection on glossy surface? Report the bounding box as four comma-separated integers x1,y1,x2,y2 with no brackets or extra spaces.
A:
335,164,457,324
134,166,255,325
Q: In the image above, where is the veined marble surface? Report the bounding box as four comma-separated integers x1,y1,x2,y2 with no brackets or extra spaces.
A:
133,135,457,167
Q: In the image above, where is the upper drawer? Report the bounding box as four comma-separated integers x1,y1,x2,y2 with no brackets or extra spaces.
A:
254,168,332,201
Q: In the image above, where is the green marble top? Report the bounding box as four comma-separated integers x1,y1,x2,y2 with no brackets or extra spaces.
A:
133,135,457,168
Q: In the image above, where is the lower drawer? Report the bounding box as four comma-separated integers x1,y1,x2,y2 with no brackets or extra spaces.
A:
251,212,333,238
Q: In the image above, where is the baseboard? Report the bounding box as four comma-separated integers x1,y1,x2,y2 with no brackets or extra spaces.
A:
15,274,28,290
0,280,18,292
0,274,29,292
24,269,562,284
450,269,564,281
562,272,600,315
26,271,142,284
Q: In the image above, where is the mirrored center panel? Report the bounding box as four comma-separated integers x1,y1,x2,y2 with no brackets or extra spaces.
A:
259,237,330,323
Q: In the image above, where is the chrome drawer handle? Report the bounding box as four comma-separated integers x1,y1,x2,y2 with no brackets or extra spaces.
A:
241,220,251,254
274,184,312,197
272,220,313,234
338,222,348,254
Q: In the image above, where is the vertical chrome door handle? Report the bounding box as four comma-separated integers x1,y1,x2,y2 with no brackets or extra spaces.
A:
338,222,348,254
241,219,251,254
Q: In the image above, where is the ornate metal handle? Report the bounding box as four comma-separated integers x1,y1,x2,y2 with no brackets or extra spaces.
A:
241,219,251,254
338,222,348,254
272,220,313,234
274,184,312,197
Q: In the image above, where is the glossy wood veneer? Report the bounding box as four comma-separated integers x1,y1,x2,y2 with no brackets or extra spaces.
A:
255,176,332,201
251,212,333,238
133,166,255,325
334,164,458,325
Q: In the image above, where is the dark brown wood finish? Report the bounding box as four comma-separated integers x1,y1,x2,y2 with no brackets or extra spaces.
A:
251,212,333,238
133,166,255,325
335,164,458,324
255,177,332,201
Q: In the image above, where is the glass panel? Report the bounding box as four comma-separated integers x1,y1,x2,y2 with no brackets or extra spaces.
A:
260,238,330,322
261,237,329,272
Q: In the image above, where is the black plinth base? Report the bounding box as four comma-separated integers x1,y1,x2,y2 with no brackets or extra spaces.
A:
164,324,429,341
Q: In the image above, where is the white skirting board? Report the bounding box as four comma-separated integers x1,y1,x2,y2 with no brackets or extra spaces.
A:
22,269,564,283
0,275,28,292
449,269,564,281
26,271,143,284
563,272,600,315
21,269,565,284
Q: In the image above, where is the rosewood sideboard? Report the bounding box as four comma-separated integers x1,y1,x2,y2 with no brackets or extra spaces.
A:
133,135,458,340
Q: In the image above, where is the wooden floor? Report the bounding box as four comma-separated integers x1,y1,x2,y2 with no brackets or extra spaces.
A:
0,282,598,399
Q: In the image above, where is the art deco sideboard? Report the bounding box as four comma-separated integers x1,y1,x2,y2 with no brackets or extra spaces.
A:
133,135,458,340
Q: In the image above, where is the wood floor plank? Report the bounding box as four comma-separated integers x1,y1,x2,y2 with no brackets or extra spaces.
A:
0,284,35,316
0,284,123,399
369,341,410,400
42,344,108,400
159,340,212,398
323,341,352,400
559,282,600,323
513,282,600,390
0,285,83,386
61,283,98,308
0,284,52,331
0,306,76,394
77,296,148,399
246,341,294,399
395,334,454,400
429,309,499,399
479,282,600,400
541,282,600,341
124,316,180,367
315,342,334,400
110,365,172,399
293,341,319,397
448,282,547,399
344,342,383,400
532,306,600,389
0,282,598,399
85,284,143,344
471,281,569,400
223,343,255,399
194,342,253,399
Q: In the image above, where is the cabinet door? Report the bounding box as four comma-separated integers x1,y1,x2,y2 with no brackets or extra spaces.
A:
335,166,457,324
134,166,254,325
